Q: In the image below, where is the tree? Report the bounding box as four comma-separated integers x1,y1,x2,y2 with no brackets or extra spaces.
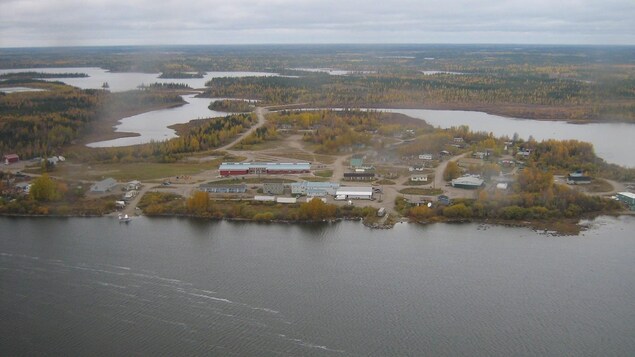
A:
443,161,461,181
29,174,60,202
187,191,210,214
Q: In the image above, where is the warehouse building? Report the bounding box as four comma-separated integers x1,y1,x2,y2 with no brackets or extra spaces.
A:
335,187,373,200
199,184,247,194
290,182,340,196
616,192,635,210
219,162,310,176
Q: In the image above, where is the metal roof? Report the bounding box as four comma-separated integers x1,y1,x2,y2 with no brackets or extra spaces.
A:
220,162,310,171
618,192,635,199
336,187,373,195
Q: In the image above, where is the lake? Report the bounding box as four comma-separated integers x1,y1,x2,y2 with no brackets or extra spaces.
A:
385,108,635,167
0,67,280,92
1,216,635,356
87,95,228,147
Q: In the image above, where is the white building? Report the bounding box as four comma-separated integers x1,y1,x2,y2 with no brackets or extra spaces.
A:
410,175,428,182
335,187,373,200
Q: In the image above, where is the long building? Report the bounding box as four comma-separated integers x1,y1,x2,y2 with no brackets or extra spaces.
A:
219,162,310,176
335,187,373,200
451,176,484,189
290,182,340,196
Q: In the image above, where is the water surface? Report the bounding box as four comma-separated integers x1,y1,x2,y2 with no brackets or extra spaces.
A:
2,216,635,356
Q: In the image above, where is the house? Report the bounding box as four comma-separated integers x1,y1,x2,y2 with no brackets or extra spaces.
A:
350,156,364,168
343,172,375,181
199,184,247,194
3,154,19,165
496,183,509,190
90,178,117,193
335,187,373,200
410,175,428,182
263,182,285,195
126,180,141,191
453,137,464,143
566,170,592,185
418,153,433,160
472,152,487,159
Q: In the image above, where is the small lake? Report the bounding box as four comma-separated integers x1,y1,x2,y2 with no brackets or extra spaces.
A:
0,67,280,92
87,95,227,147
385,108,635,167
2,216,635,356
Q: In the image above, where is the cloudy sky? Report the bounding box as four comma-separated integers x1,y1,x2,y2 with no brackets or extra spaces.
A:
1,0,634,47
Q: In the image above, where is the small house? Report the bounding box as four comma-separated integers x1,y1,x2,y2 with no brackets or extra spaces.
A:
3,154,19,165
418,153,433,160
410,175,428,182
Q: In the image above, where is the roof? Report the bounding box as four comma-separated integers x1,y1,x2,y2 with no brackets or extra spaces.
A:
291,181,339,188
91,178,117,191
3,154,19,159
200,183,246,189
219,162,310,171
452,176,484,186
336,187,373,195
344,172,375,177
350,158,364,167
617,192,635,199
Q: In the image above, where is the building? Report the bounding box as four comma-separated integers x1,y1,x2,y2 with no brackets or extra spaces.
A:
90,178,118,193
126,180,141,191
418,153,433,160
276,197,297,204
350,156,364,168
335,187,373,200
199,183,247,193
290,182,340,196
451,176,484,189
567,170,592,185
263,182,285,195
410,175,428,182
344,172,375,181
3,154,19,165
616,192,635,210
219,162,310,176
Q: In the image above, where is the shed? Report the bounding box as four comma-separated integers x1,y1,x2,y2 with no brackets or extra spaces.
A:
90,178,117,193
276,197,297,204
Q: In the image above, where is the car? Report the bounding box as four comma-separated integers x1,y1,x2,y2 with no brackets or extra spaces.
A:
162,181,171,186
15,171,26,177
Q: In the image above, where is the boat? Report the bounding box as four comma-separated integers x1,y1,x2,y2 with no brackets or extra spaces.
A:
118,214,131,223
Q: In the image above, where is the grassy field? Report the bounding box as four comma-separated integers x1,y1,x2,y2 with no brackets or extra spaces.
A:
314,170,333,178
45,162,219,182
399,188,444,195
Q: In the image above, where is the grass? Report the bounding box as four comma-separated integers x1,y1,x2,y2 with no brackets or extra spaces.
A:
584,178,615,193
299,176,331,182
399,188,444,195
314,170,333,178
46,162,218,182
375,179,396,185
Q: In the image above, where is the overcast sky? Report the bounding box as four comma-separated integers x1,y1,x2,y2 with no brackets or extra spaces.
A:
1,0,634,47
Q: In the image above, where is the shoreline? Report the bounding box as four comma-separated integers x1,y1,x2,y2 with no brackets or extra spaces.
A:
3,211,633,234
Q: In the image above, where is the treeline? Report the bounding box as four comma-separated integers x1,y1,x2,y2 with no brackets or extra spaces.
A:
73,113,256,163
145,82,192,90
139,191,378,223
209,99,253,112
0,72,88,80
0,82,184,159
201,71,634,122
526,139,635,181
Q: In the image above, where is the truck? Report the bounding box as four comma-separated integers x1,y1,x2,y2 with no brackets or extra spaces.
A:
377,207,386,217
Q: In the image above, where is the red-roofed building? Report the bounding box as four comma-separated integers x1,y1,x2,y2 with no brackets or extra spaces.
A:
3,154,19,165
